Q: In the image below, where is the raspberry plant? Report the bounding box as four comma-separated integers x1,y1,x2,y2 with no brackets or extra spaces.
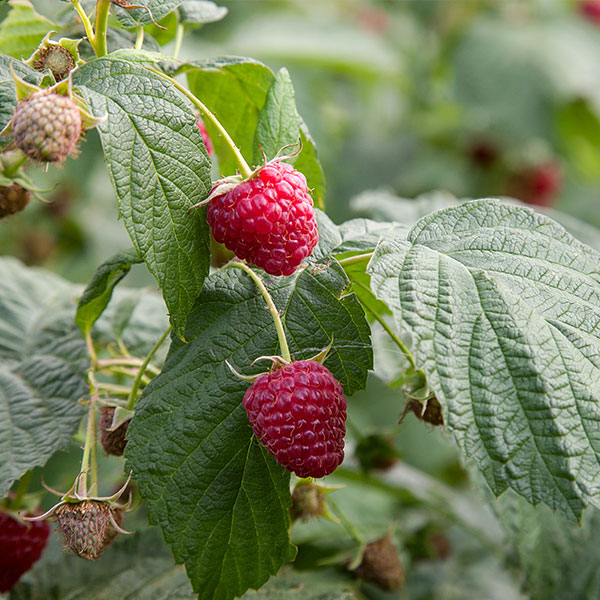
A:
2,1,600,598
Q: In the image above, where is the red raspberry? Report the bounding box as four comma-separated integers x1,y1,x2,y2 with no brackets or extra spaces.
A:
579,0,600,23
196,119,214,156
0,511,50,592
243,360,346,478
207,162,319,276
507,161,562,207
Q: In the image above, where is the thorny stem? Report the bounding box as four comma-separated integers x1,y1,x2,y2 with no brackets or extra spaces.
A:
337,252,374,267
225,261,291,362
363,303,416,369
94,0,111,57
126,326,172,410
326,496,366,546
9,471,32,511
134,26,145,50
148,67,253,178
172,23,184,59
72,0,96,46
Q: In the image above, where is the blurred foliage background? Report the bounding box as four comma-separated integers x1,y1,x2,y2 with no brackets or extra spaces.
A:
5,1,600,598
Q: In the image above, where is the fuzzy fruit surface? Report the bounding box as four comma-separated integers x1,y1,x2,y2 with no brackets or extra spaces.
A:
0,511,50,592
243,360,346,478
11,91,81,162
56,500,122,561
0,183,30,218
207,162,319,276
99,406,130,457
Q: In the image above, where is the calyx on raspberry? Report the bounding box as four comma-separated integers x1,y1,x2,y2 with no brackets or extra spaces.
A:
197,145,319,276
0,511,50,592
27,34,80,82
229,347,346,479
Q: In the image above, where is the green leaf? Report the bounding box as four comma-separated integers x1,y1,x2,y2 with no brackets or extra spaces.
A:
74,58,212,339
179,0,228,25
0,0,56,59
368,199,600,521
126,257,372,599
116,0,182,28
253,67,300,163
0,54,41,130
75,248,141,336
184,57,325,206
0,259,87,498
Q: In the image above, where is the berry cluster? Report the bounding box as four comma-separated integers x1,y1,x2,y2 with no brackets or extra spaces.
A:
243,360,346,478
207,161,319,276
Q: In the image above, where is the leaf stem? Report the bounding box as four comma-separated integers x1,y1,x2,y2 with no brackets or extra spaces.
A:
72,0,96,46
9,471,32,511
94,0,111,57
85,330,98,369
79,378,98,498
326,497,366,545
172,23,184,59
134,26,145,50
126,326,171,410
147,67,253,178
363,303,415,369
224,261,291,362
98,382,136,396
337,252,374,267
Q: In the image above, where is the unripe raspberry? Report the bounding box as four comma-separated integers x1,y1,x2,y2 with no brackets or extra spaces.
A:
291,482,326,521
243,360,346,478
0,511,50,592
0,183,30,218
207,162,319,276
99,406,130,457
56,500,122,561
355,535,404,591
11,91,81,163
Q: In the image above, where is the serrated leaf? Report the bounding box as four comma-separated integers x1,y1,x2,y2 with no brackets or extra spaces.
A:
0,259,87,498
179,0,228,25
0,0,56,59
126,256,372,599
253,67,300,164
75,248,141,336
115,0,182,27
184,57,325,206
0,54,41,130
368,199,600,521
74,58,212,339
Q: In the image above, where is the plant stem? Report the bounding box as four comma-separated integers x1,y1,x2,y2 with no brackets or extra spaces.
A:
9,471,32,511
85,330,98,369
363,304,415,369
225,261,291,362
94,0,111,57
134,26,145,50
126,326,171,410
326,497,366,545
79,382,98,498
172,23,184,59
337,252,374,267
97,382,135,396
147,67,253,178
72,0,96,46
98,357,160,376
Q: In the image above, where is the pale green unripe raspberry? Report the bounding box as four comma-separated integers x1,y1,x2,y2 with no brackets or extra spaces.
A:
11,91,82,163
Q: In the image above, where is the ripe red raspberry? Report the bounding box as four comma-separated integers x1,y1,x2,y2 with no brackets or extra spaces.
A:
196,119,214,156
243,360,346,478
579,0,600,23
11,91,81,162
507,161,562,207
0,511,50,592
207,162,319,276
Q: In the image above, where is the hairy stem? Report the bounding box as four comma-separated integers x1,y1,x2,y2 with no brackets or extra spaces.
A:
85,330,98,369
72,0,96,46
134,26,145,50
147,67,253,178
94,0,111,57
126,326,171,410
224,261,291,362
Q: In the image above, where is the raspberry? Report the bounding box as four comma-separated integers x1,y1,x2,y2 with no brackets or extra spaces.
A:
0,511,50,592
196,119,214,156
207,162,319,276
243,360,346,478
99,406,130,457
355,434,399,472
507,161,562,207
579,0,600,23
291,482,326,521
405,395,444,427
56,500,123,560
355,535,404,591
0,183,30,218
11,91,81,163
